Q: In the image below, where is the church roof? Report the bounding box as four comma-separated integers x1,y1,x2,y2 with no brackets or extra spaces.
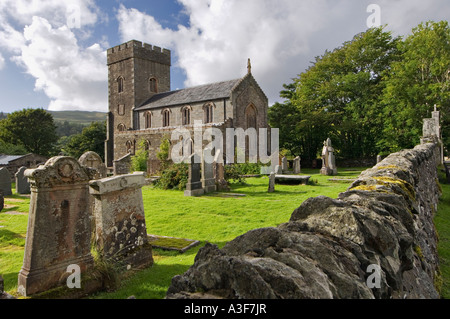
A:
136,78,242,110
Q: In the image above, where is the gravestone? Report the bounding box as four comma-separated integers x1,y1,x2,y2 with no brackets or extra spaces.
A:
79,151,107,178
268,172,275,193
320,138,337,176
376,155,382,164
421,105,443,164
15,166,30,194
281,157,288,172
113,153,131,175
89,172,153,269
18,156,95,296
0,190,3,212
213,150,229,191
184,154,204,196
293,156,301,174
274,165,282,174
202,147,216,193
0,167,12,196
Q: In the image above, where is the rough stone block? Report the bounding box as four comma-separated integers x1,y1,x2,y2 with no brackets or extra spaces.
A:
0,167,12,196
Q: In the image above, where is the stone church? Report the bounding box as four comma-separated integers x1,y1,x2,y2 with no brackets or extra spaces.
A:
105,40,269,170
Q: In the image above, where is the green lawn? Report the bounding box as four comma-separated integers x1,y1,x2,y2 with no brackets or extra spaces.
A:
1,167,450,299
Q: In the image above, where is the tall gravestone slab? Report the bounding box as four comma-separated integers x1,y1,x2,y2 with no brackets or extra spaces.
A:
202,147,216,193
0,167,12,196
15,166,30,194
89,172,153,269
18,157,95,296
268,172,275,193
293,156,301,174
281,157,288,172
184,154,204,196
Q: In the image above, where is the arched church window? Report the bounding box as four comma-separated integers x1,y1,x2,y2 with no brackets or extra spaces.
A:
144,111,152,129
117,123,126,132
162,109,170,127
182,106,191,125
245,104,257,129
204,103,214,123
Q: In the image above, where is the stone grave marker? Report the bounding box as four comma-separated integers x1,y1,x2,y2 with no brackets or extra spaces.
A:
15,166,30,194
293,156,301,174
281,157,288,172
89,172,153,269
18,156,95,296
79,151,107,178
202,147,216,193
320,138,337,176
0,167,12,196
184,153,204,196
268,172,275,193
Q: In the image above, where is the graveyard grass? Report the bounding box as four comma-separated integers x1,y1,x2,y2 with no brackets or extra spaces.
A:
1,169,450,299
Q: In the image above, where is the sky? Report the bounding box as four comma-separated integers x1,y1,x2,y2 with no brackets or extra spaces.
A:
0,0,449,113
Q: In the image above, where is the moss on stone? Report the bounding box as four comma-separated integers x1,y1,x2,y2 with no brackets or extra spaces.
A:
372,176,416,201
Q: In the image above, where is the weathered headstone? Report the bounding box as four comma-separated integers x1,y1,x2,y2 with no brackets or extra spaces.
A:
18,156,95,296
0,167,12,196
293,156,301,174
274,165,282,174
320,138,337,176
202,147,216,193
15,166,30,194
421,105,443,164
89,172,153,269
79,151,107,178
281,157,288,172
184,154,204,196
268,172,275,193
113,153,131,175
376,155,382,164
213,150,229,191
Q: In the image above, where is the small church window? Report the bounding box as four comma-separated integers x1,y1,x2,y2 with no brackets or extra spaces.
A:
182,106,191,125
117,123,126,132
117,76,124,93
145,111,152,129
163,109,170,127
204,103,214,123
149,78,158,93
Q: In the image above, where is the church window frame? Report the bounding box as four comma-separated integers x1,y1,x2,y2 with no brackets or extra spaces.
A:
203,102,215,124
181,105,191,125
149,77,158,93
162,109,171,127
144,111,152,129
117,76,124,93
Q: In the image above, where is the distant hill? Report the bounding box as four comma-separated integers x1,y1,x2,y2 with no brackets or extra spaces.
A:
48,110,107,125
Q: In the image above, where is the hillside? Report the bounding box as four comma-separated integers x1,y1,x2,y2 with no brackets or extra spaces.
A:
48,110,107,125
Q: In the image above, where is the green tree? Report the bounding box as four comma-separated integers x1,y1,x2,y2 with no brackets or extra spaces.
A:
63,121,106,160
0,108,58,156
292,26,401,160
130,140,148,172
381,20,450,154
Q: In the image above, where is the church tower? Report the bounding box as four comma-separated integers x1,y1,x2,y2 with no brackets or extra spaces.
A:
105,40,171,167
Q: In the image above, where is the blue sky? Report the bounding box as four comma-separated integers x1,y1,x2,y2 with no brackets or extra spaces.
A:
0,0,449,113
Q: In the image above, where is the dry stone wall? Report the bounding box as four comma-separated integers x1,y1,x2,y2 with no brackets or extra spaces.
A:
166,142,442,299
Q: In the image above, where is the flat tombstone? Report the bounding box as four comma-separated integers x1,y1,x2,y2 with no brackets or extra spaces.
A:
15,166,30,194
18,156,94,296
89,172,153,269
0,167,12,196
79,151,107,178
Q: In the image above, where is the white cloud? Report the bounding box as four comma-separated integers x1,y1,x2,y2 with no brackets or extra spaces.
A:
13,16,107,111
117,0,450,105
0,0,108,111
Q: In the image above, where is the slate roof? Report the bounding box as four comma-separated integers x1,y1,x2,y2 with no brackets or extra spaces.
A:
0,154,24,165
136,78,242,110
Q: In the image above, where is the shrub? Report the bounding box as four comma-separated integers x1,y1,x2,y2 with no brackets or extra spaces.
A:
154,163,189,190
